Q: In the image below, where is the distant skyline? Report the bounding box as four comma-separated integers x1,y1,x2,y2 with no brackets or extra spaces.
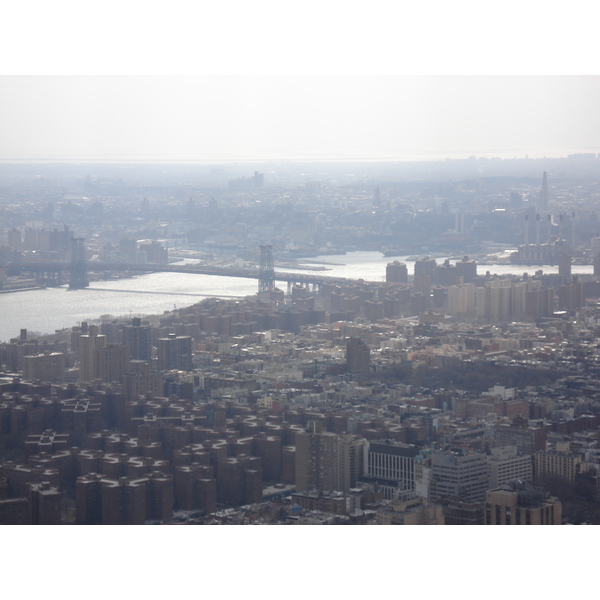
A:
1,76,599,163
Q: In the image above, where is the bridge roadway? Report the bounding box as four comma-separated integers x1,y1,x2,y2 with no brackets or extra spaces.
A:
2,261,352,286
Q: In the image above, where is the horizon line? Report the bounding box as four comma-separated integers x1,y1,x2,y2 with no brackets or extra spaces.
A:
1,149,599,165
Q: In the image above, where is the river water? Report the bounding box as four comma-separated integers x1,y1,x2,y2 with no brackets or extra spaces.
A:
1,252,593,342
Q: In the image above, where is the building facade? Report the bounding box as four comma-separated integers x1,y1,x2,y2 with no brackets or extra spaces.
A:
429,451,489,504
485,481,561,525
363,440,419,500
487,446,533,489
158,334,193,372
295,421,365,494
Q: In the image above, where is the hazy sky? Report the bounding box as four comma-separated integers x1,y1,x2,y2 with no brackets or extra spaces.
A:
1,75,599,162
2,3,599,163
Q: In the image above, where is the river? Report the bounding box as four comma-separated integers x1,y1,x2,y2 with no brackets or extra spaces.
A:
1,252,593,342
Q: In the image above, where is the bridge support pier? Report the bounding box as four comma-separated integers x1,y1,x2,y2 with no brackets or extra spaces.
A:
69,237,89,289
259,245,275,293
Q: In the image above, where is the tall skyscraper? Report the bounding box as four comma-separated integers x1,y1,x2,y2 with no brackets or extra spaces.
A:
295,421,365,494
447,283,476,317
27,481,62,525
386,261,408,283
79,325,130,383
454,256,477,284
414,256,437,282
122,317,152,362
94,343,130,384
558,253,572,280
157,334,193,371
79,326,106,382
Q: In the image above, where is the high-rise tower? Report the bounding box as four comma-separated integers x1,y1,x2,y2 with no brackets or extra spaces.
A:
123,317,152,362
295,421,365,493
157,333,192,371
79,325,106,381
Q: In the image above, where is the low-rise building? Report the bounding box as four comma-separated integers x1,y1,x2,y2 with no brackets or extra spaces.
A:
485,481,562,525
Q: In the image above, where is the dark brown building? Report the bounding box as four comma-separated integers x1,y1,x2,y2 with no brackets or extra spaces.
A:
27,481,62,525
346,337,370,375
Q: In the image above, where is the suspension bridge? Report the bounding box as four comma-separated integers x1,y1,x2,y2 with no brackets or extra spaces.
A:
2,242,351,291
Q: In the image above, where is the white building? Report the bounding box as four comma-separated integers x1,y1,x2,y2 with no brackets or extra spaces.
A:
363,440,419,500
487,446,533,489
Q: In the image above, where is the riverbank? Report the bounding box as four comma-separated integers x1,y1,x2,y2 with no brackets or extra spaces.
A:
0,285,45,294
2,251,596,343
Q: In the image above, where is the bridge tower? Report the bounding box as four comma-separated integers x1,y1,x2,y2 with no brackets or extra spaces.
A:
259,244,275,292
69,237,89,289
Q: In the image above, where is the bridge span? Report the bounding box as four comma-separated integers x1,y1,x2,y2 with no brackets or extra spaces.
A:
2,261,352,287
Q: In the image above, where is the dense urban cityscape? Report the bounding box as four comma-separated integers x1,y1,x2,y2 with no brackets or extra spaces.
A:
2,155,600,525
5,17,600,600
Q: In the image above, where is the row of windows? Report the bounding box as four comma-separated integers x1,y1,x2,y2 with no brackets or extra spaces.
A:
368,453,414,482
495,461,531,471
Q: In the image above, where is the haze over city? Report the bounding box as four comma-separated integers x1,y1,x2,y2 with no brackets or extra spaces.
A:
2,76,600,163
2,4,598,598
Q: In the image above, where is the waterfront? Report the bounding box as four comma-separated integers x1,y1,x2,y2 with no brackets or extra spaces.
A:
1,252,594,342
